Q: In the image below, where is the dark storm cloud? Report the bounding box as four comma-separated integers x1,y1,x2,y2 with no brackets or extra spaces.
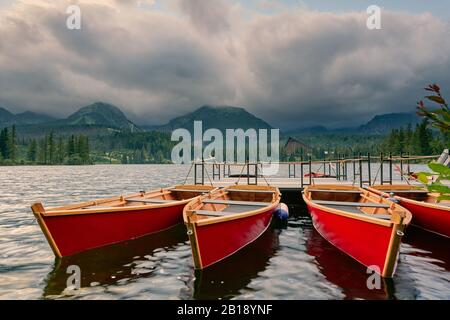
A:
0,0,449,128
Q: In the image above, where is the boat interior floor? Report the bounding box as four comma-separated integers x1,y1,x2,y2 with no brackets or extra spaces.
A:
321,204,391,220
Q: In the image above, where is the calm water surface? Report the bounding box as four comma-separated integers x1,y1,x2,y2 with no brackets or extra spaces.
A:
0,165,449,300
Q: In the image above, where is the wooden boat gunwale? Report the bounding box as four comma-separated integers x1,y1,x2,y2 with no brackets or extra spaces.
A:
368,185,450,212
302,184,412,278
33,185,217,217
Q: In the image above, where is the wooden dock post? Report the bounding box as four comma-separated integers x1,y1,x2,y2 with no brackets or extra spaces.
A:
389,152,393,185
300,158,304,188
380,153,384,185
336,153,341,181
400,153,404,181
212,163,221,180
222,162,228,178
358,153,363,187
194,160,205,185
309,156,313,186
247,162,258,185
343,155,348,180
289,163,296,178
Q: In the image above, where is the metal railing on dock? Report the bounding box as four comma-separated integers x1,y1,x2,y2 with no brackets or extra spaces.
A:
190,153,440,188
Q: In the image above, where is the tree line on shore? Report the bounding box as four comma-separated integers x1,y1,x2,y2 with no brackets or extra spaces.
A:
0,119,447,166
381,120,447,156
0,126,91,165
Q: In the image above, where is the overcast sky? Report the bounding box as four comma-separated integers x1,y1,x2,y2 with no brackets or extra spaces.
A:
0,0,449,129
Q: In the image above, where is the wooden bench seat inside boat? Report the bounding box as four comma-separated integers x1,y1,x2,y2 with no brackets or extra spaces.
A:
169,188,211,193
195,202,268,216
313,200,390,208
194,210,240,217
126,198,176,204
312,201,392,220
227,189,276,194
202,199,269,207
322,205,391,220
383,189,428,194
309,189,362,194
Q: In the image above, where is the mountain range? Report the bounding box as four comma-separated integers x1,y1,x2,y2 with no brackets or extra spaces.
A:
149,105,273,133
0,107,56,127
0,102,422,136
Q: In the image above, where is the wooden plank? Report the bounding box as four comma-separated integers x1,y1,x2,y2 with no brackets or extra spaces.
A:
203,199,269,207
359,213,392,220
82,206,121,210
227,189,275,194
127,198,176,204
308,189,361,194
377,189,428,194
313,200,390,208
169,189,210,193
194,210,238,217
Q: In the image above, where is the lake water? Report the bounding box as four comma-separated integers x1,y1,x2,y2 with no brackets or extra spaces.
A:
0,165,449,300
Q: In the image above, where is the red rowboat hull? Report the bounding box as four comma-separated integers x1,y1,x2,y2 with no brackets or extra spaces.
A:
398,200,450,238
42,203,186,257
306,203,395,274
194,209,274,269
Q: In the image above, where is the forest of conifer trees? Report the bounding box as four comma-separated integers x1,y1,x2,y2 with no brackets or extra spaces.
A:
0,119,447,165
0,125,91,165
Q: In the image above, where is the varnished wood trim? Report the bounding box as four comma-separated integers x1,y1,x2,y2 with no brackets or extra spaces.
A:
184,210,203,269
43,199,191,216
398,194,450,212
382,214,406,278
368,186,450,212
41,185,218,217
31,203,62,258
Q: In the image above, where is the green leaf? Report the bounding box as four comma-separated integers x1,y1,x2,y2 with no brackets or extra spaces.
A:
416,171,433,176
428,162,450,175
427,184,450,194
417,172,430,184
433,109,450,122
437,195,450,203
426,95,446,104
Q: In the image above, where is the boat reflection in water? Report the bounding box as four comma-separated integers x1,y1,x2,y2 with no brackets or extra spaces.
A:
42,224,188,297
304,227,395,300
403,227,450,272
191,225,280,300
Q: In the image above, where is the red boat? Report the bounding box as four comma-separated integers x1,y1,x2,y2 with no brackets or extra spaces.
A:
303,185,411,278
183,185,281,269
368,185,450,238
304,172,336,178
31,185,216,257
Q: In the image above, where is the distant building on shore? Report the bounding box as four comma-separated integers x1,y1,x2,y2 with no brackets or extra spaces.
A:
284,137,312,157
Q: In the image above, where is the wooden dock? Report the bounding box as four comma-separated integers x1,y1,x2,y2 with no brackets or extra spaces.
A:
184,153,445,202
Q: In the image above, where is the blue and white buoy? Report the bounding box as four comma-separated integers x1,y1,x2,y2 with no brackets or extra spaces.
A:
274,203,289,221
387,192,400,204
